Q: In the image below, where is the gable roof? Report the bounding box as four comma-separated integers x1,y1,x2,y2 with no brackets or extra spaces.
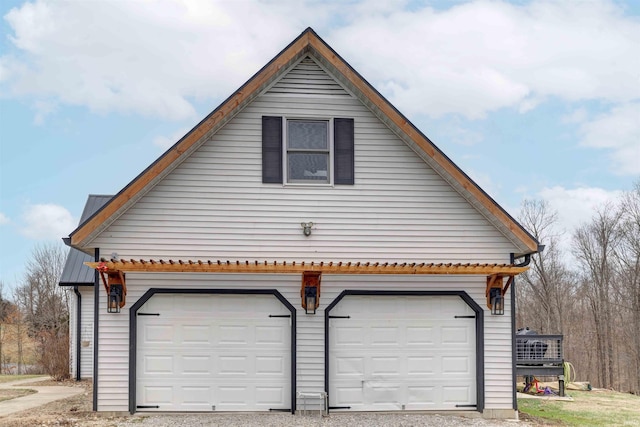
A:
59,194,112,286
69,28,539,257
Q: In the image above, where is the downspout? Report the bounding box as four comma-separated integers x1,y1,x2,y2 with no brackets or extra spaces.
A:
73,286,81,381
513,254,531,268
510,246,541,411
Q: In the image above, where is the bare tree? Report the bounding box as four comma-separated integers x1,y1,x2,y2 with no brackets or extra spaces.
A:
13,243,70,379
517,200,574,334
572,205,622,389
14,244,68,333
616,181,640,393
510,188,640,391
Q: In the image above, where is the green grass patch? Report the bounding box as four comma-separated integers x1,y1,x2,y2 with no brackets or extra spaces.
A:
518,390,640,427
0,374,44,384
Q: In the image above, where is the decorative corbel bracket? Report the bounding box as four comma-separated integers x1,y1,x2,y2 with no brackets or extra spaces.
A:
97,261,127,310
301,271,321,314
486,273,514,314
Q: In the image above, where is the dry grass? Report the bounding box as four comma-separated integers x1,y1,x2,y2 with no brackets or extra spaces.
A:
0,388,36,402
0,375,42,384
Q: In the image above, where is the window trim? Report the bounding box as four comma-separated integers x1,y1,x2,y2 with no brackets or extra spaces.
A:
261,115,353,186
283,117,335,186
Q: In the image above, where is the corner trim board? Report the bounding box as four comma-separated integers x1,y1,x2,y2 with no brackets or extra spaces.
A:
92,248,99,411
510,253,518,410
128,288,297,414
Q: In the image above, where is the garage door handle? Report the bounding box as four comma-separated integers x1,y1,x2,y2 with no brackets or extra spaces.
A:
454,315,475,319
328,315,350,319
138,313,160,316
269,314,291,318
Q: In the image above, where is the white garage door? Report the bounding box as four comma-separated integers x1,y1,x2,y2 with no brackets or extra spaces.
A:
136,293,291,412
329,295,476,411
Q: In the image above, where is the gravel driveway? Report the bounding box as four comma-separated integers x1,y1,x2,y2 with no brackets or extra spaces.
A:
115,413,531,427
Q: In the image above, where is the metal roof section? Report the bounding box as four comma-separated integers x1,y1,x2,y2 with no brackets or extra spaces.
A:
80,194,112,223
59,195,112,286
59,249,95,286
68,28,538,257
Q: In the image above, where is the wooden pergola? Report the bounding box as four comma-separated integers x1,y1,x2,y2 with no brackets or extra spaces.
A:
86,259,527,311
86,259,527,276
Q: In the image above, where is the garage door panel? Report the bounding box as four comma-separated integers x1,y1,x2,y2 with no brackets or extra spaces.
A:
255,356,285,375
143,324,174,343
370,326,400,345
407,386,436,407
371,357,400,375
330,295,476,411
137,294,291,412
364,383,401,408
182,355,211,374
218,325,249,344
406,327,434,344
142,355,173,374
182,386,212,407
255,325,286,344
334,327,364,345
442,356,471,374
256,386,286,405
442,385,473,403
182,325,211,344
442,326,471,344
407,356,433,375
141,385,173,405
335,357,365,376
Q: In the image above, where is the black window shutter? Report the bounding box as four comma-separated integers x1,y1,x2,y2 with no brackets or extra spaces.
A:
262,116,283,183
334,118,354,185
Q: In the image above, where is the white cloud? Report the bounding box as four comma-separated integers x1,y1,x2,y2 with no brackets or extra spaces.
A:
0,0,333,121
0,212,9,225
562,107,588,124
331,0,640,119
20,203,76,239
538,186,623,236
437,117,484,146
153,126,193,150
577,103,640,175
1,1,637,122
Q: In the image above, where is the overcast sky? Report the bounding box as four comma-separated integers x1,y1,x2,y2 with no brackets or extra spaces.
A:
1,0,639,288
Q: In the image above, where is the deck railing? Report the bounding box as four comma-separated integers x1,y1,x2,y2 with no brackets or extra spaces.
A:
515,334,563,365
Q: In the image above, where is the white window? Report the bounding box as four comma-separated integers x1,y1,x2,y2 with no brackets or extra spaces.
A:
286,119,330,184
261,116,353,186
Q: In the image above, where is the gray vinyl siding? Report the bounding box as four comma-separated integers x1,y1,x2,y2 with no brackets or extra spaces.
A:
95,273,513,411
91,57,517,263
268,57,351,98
79,286,94,379
69,286,94,379
90,55,518,411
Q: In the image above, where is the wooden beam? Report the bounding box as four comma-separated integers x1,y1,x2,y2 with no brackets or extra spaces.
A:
85,260,528,275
